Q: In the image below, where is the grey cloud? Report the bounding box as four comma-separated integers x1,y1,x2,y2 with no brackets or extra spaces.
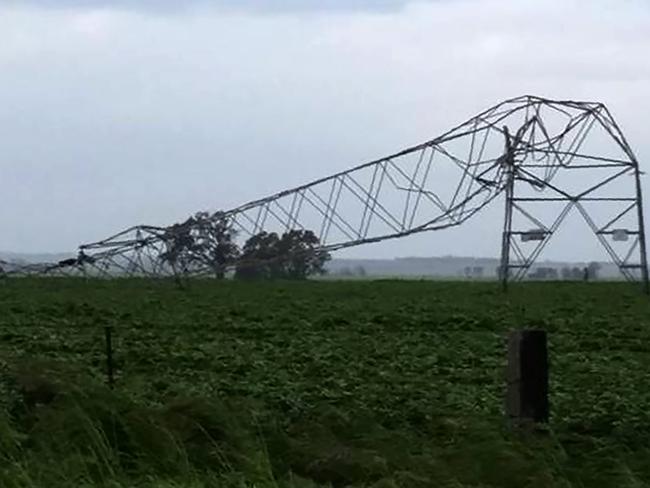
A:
6,0,431,13
1,0,649,261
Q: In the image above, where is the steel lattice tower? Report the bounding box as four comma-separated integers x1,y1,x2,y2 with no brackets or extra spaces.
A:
3,96,648,292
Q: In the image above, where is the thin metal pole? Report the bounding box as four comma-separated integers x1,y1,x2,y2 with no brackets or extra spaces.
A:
500,127,515,292
633,164,650,294
105,326,114,389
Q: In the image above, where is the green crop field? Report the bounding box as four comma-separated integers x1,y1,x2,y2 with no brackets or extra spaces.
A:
1,278,650,487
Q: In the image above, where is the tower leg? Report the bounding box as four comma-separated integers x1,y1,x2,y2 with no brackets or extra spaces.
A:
634,165,650,294
500,128,515,292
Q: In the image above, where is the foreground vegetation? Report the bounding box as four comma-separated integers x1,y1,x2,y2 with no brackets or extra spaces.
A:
1,278,650,487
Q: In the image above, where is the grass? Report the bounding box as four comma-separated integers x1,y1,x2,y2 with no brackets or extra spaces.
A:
0,278,650,486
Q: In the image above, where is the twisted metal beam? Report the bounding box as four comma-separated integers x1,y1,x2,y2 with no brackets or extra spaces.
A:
4,95,647,285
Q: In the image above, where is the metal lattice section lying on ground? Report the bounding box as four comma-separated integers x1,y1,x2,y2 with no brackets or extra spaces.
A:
2,95,647,289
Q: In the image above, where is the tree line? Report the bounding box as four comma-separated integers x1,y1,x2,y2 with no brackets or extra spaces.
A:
159,212,330,280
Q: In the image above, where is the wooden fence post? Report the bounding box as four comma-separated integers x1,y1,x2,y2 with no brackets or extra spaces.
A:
506,329,548,428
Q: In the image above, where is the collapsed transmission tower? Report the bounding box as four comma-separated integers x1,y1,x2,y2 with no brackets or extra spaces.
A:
4,95,648,291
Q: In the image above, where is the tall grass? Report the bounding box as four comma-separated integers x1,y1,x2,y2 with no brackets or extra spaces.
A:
1,360,649,487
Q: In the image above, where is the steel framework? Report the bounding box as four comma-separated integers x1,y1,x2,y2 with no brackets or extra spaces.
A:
2,95,647,290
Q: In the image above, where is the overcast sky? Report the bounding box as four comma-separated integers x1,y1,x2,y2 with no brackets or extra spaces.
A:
1,0,649,261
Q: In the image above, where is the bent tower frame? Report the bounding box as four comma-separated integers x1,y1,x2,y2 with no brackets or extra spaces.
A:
495,99,648,291
3,96,648,291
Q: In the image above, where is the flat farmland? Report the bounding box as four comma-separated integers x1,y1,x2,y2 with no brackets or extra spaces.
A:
1,279,650,487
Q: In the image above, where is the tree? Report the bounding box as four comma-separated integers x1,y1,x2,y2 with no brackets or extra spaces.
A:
161,211,239,278
586,261,601,281
190,211,240,278
530,267,558,280
235,231,282,280
464,266,484,279
277,229,330,279
235,229,330,280
354,265,367,277
160,221,197,274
